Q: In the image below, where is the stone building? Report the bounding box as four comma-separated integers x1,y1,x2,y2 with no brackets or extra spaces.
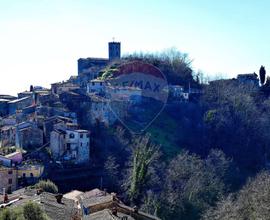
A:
87,93,129,126
168,85,189,101
0,150,23,167
40,192,81,220
0,188,160,219
17,163,44,185
63,188,160,220
0,99,9,117
18,89,51,106
87,79,105,94
77,41,121,88
0,166,17,194
106,86,142,104
8,97,33,115
88,95,116,126
43,116,77,143
0,95,16,101
237,73,259,87
51,82,80,95
0,125,16,147
108,41,121,61
50,129,90,164
15,122,43,149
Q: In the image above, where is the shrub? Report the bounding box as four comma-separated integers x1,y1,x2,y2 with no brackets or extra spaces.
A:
35,179,58,194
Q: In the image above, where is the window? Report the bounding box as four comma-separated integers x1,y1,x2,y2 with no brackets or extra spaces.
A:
8,170,13,175
100,82,103,86
23,173,26,178
80,134,83,138
81,143,82,147
69,133,75,139
8,178,12,184
30,173,34,178
92,82,95,86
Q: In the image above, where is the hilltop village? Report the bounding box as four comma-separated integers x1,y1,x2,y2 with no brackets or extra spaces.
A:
0,42,194,220
0,42,265,219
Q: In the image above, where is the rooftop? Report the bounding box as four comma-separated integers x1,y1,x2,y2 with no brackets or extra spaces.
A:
8,96,31,104
17,163,43,170
40,192,78,220
78,57,109,61
90,79,105,83
4,150,22,159
18,91,32,95
0,95,17,100
79,188,113,208
1,125,15,131
0,99,10,102
54,129,67,135
75,129,89,133
63,190,83,201
237,73,258,79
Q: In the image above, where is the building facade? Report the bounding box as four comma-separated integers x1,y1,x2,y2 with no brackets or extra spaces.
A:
0,166,17,194
87,79,105,94
50,129,90,164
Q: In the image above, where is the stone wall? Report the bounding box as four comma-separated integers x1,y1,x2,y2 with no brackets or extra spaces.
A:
0,166,17,193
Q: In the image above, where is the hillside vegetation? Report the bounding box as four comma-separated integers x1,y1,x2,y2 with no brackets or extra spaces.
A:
85,49,270,219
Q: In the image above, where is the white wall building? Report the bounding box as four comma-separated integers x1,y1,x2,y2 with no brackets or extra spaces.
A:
50,129,90,164
87,79,105,94
168,85,189,101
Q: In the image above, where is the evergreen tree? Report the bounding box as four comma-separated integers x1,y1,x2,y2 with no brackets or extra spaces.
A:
259,65,266,85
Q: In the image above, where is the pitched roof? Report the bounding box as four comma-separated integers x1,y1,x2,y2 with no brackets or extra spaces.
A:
79,189,113,208
40,192,78,220
63,190,83,201
8,96,31,104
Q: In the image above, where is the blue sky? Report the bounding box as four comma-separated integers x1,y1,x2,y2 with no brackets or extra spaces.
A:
0,0,269,95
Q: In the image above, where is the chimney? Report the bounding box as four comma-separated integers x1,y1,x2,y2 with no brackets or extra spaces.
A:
55,194,63,204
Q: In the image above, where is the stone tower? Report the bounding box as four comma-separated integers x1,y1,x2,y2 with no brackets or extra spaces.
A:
108,41,121,61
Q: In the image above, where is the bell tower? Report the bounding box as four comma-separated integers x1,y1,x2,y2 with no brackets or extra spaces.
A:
108,41,121,61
